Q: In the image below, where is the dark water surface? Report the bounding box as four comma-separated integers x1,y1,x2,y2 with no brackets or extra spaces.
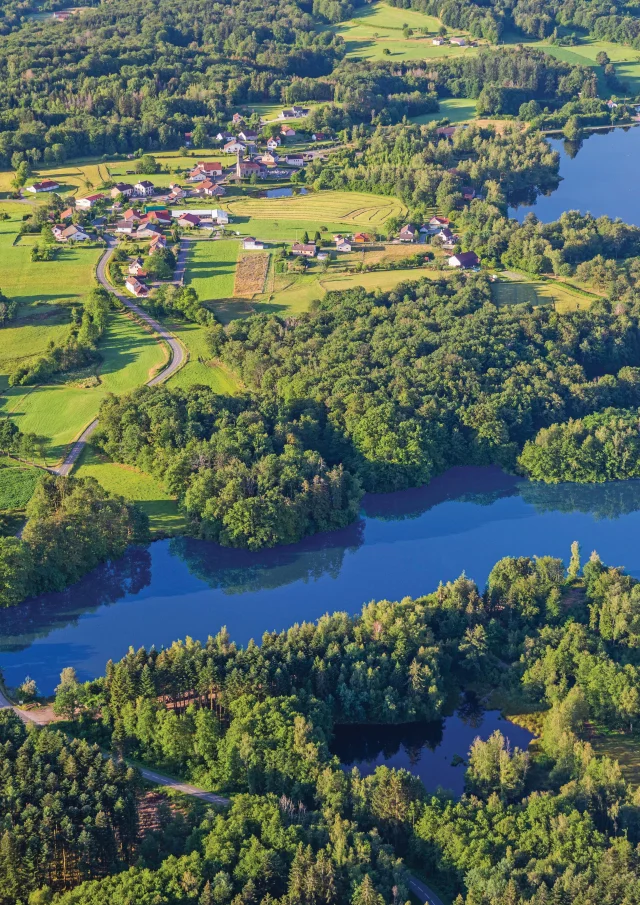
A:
332,699,535,796
5,466,640,693
511,126,640,225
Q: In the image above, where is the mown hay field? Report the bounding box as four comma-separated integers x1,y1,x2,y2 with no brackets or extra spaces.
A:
225,191,407,229
234,253,270,297
184,238,239,302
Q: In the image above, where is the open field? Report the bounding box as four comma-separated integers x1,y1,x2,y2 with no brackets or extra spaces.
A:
321,266,440,293
225,190,407,232
1,312,166,463
162,320,240,393
0,211,101,311
326,1,478,61
234,253,270,297
491,275,596,311
591,730,640,786
0,467,41,510
184,238,239,302
410,97,478,125
75,446,186,536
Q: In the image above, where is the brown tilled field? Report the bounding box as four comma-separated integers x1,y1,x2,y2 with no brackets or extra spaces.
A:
234,252,270,297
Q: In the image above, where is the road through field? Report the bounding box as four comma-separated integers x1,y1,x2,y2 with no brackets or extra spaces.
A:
52,238,185,475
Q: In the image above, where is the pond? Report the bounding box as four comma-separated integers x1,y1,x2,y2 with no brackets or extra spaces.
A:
5,466,640,694
331,696,535,796
263,187,308,198
511,126,640,225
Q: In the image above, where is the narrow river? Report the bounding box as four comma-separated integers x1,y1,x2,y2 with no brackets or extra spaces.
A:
3,465,640,694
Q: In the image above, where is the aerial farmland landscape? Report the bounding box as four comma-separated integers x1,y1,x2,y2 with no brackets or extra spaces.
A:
4,0,640,902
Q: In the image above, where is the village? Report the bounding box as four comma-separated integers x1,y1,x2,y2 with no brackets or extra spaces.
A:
21,109,481,302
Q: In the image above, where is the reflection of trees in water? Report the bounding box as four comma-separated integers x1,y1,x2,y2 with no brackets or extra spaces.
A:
169,518,365,595
520,479,640,521
456,691,485,729
0,547,152,654
331,720,445,766
362,466,522,522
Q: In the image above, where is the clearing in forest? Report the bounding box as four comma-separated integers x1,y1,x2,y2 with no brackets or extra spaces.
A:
234,253,270,298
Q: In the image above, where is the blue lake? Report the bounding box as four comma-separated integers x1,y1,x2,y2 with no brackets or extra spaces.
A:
4,466,640,694
511,125,640,225
332,698,535,796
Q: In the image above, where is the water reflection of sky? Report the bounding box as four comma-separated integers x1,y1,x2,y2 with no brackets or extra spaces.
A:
4,466,640,692
332,706,535,797
511,127,640,225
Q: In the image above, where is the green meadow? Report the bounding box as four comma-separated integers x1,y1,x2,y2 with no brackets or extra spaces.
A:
163,320,240,393
75,445,186,535
183,238,240,302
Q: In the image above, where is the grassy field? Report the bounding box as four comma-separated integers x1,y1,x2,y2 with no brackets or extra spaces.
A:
326,1,478,61
75,446,186,536
0,210,101,311
184,238,240,302
0,467,41,509
591,730,640,786
1,312,166,463
491,276,596,312
163,320,240,393
225,190,407,236
411,97,478,125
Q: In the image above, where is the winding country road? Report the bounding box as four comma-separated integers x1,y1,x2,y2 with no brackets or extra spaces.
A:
0,690,441,903
52,238,185,476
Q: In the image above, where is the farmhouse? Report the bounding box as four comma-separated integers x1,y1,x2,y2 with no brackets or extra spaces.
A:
353,232,371,244
261,152,279,166
142,209,172,225
135,223,164,239
336,240,352,252
311,132,327,141
52,225,65,240
432,37,445,45
189,161,223,181
399,224,416,242
317,252,329,261
437,228,457,247
224,140,246,154
238,130,259,142
60,207,74,220
27,179,59,193
448,250,480,268
110,182,134,198
428,216,450,230
123,208,142,222
149,234,167,255
285,154,304,167
168,187,187,201
178,213,201,229
267,137,281,150
212,209,229,225
114,220,135,234
125,277,149,297
243,237,265,250
59,224,90,242
128,257,146,276
280,105,308,119
232,113,244,124
76,193,105,210
281,126,296,138
292,242,316,257
134,180,155,196
450,36,466,45
216,131,234,141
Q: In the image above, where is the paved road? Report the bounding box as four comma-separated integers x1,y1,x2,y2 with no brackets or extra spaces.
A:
173,237,189,283
51,238,185,475
408,875,445,905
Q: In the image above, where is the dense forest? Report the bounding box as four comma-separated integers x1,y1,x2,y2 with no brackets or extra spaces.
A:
91,273,640,549
0,474,148,607
9,547,637,904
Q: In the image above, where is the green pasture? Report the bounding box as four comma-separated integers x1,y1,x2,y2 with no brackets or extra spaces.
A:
0,212,101,311
591,730,640,786
1,312,166,464
326,1,478,61
410,97,478,125
75,445,186,536
491,276,595,312
0,467,41,510
184,238,239,302
163,320,240,393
